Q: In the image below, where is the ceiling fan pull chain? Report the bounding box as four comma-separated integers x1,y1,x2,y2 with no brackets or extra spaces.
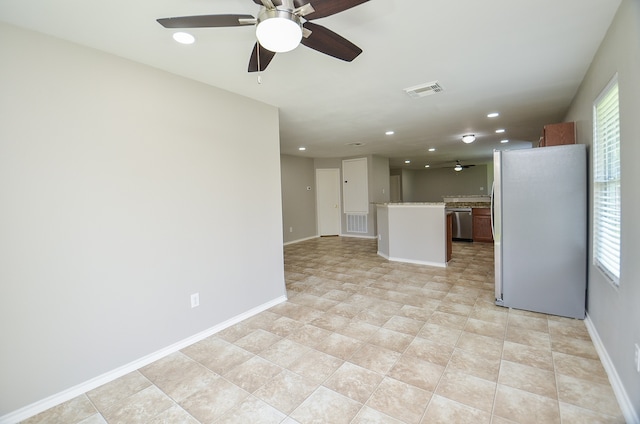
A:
257,43,262,84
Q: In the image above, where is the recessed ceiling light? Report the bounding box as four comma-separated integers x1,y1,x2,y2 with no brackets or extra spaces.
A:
424,165,430,168
495,128,506,133
501,139,509,143
385,130,395,135
428,148,436,152
487,112,500,118
462,134,476,143
173,32,195,45
404,160,411,164
298,147,306,151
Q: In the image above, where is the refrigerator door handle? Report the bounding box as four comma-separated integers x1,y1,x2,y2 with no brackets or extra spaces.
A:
492,150,503,306
490,181,495,238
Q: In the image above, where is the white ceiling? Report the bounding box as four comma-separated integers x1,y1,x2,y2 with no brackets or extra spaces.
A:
0,0,621,169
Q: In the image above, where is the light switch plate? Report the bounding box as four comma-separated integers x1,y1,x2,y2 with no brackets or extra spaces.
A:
191,293,200,308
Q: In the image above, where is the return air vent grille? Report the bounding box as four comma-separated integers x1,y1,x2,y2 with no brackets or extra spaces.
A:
346,214,368,233
403,81,444,98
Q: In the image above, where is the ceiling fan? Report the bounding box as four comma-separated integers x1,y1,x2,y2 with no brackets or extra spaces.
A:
157,0,368,72
453,160,475,172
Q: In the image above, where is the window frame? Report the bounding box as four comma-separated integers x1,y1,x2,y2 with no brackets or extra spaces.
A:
592,74,621,286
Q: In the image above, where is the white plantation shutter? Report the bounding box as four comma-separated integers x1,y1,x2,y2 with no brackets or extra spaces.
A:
593,76,621,284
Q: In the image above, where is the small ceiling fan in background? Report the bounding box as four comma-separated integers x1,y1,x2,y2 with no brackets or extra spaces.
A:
453,160,475,172
157,0,368,72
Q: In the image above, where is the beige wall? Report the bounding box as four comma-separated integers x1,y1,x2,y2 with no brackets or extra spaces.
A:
402,165,489,203
280,155,317,243
305,155,389,239
564,0,640,418
0,22,286,417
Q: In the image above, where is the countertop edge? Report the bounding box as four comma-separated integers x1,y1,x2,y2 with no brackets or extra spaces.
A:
377,202,445,207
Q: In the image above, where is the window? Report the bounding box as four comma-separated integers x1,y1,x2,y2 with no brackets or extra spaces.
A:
593,75,621,285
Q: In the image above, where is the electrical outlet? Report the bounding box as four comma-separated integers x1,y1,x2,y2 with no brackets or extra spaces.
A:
635,343,640,373
289,227,293,233
190,293,199,308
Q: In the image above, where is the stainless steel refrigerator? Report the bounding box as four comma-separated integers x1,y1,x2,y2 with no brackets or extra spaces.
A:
492,144,587,319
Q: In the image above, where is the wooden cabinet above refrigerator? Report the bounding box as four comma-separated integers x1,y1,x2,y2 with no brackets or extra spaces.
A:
538,121,575,147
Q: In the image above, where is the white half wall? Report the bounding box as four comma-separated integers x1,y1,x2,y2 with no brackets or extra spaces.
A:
377,204,447,267
0,22,286,416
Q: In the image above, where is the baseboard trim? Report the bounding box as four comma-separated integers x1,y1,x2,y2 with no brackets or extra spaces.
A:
585,313,639,424
377,251,446,268
283,235,318,246
0,295,288,424
340,234,377,239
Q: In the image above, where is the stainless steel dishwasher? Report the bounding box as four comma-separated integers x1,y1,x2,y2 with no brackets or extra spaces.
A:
446,208,473,241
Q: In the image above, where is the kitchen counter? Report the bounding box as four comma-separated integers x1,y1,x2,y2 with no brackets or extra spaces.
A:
376,203,447,267
445,202,491,208
443,194,490,201
443,195,490,209
380,202,445,206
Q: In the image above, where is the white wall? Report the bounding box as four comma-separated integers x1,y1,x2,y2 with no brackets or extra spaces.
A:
0,23,286,416
564,0,640,418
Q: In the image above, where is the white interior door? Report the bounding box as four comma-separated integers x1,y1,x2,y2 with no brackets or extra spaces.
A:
316,168,341,236
342,158,368,213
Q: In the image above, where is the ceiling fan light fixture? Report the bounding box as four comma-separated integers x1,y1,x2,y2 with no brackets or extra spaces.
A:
256,9,302,53
454,161,463,172
462,134,476,143
172,32,195,44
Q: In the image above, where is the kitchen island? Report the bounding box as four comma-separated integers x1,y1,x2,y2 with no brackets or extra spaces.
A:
376,203,448,267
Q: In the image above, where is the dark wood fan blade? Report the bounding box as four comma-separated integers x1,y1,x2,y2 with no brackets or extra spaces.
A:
253,0,284,5
301,22,362,62
296,0,369,20
248,43,277,72
157,14,254,28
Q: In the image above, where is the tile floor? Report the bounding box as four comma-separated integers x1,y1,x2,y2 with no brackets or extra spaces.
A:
23,237,625,423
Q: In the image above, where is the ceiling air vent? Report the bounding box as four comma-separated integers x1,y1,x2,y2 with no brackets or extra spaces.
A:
403,81,444,99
